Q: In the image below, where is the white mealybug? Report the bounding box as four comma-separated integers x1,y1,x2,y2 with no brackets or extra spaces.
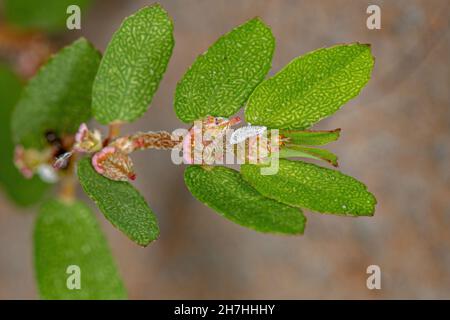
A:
229,125,267,144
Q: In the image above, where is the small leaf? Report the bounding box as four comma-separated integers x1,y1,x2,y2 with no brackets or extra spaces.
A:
281,129,341,146
0,65,49,206
184,165,306,234
77,158,159,246
279,146,338,167
34,199,126,299
11,38,101,149
92,5,174,124
175,18,275,123
241,159,376,216
4,0,91,33
245,43,374,129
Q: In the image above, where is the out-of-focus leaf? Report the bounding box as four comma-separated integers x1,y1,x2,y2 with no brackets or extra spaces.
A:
184,165,306,234
34,199,126,299
0,65,49,206
281,129,341,146
77,158,159,246
92,5,174,124
11,38,101,149
245,43,374,130
278,146,338,167
175,18,275,123
241,159,376,216
4,0,91,33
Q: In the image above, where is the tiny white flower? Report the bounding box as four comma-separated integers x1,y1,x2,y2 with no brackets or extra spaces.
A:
37,164,59,183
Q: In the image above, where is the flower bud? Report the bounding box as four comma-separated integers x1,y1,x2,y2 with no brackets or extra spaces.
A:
92,146,136,181
14,145,53,179
73,123,103,153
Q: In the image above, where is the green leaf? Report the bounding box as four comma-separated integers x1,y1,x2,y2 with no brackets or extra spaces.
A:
34,199,126,299
184,165,306,234
174,18,275,123
0,65,49,206
11,38,101,149
245,43,374,130
279,146,338,167
241,159,376,216
77,158,159,246
281,129,341,146
92,5,174,124
4,0,91,33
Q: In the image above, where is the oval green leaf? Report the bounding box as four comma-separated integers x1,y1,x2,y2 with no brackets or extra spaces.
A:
77,158,159,246
4,0,91,33
241,159,376,216
11,38,101,149
278,146,338,167
174,18,275,123
245,43,374,130
184,165,306,234
92,5,174,124
34,199,126,299
0,65,49,206
281,129,341,146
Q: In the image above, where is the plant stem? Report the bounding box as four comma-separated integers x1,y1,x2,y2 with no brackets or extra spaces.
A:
59,154,77,203
104,122,122,146
110,131,182,153
60,175,75,203
109,122,121,139
132,131,182,150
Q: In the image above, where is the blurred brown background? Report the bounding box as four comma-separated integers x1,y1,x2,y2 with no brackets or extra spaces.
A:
1,0,449,299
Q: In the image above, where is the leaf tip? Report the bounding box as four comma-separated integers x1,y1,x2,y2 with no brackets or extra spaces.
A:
249,16,266,25
358,42,375,62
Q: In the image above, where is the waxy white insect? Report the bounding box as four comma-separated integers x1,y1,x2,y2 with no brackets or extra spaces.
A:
229,125,267,145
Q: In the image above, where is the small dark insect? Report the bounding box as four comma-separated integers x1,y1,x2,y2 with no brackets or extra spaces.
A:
45,130,60,144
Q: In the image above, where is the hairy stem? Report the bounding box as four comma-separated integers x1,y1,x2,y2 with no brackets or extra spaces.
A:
131,131,181,150
111,131,182,154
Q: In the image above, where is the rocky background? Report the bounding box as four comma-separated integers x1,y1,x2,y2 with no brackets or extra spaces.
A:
0,0,449,299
